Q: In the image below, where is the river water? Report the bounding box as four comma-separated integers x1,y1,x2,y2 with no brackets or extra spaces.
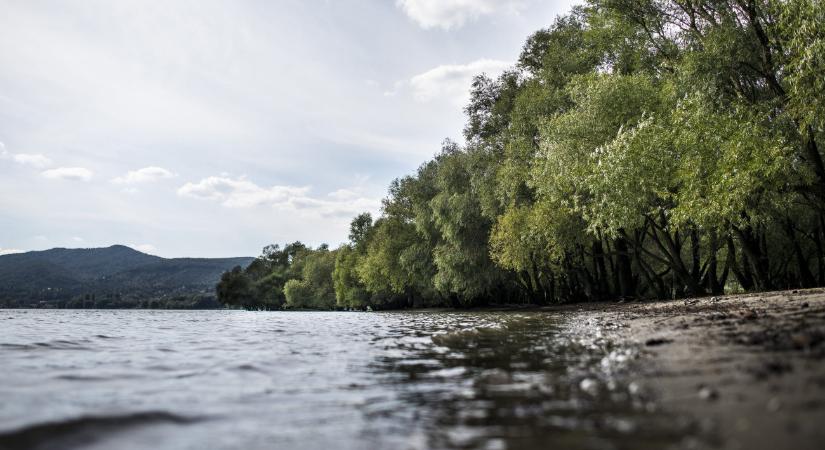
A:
0,310,695,450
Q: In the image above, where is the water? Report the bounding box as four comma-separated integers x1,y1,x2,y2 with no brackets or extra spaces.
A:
0,310,693,450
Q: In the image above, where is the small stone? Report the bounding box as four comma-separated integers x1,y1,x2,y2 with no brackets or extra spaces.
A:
580,378,599,396
791,333,813,349
763,360,793,376
698,386,719,401
767,397,782,412
645,337,674,346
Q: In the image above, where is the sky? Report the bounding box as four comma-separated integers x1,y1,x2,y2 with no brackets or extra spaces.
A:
0,0,579,258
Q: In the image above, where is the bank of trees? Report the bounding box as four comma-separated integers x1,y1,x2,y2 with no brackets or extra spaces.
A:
218,0,825,310
217,242,336,310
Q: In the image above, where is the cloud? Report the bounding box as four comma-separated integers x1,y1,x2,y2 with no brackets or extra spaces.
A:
327,188,361,200
11,153,53,168
41,167,94,181
396,0,525,30
409,59,511,106
177,176,310,208
0,248,24,256
177,175,380,218
112,166,176,184
0,141,53,169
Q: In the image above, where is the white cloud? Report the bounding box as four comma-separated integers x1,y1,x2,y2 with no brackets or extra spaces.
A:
396,0,525,30
177,176,310,208
177,175,380,218
12,153,53,168
112,166,176,184
41,167,93,181
0,248,24,256
0,141,53,169
409,59,511,106
328,188,361,201
128,243,158,255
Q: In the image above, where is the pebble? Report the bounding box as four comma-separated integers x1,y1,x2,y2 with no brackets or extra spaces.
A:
580,378,599,396
791,333,813,348
742,310,758,320
698,386,719,401
645,337,674,346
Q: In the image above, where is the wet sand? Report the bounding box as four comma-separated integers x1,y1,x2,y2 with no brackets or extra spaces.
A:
555,289,825,449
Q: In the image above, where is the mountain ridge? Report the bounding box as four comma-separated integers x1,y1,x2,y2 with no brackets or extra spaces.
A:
0,245,254,308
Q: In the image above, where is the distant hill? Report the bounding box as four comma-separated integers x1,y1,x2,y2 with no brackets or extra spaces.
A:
0,245,254,308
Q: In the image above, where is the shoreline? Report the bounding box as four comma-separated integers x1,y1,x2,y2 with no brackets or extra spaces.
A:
566,288,825,449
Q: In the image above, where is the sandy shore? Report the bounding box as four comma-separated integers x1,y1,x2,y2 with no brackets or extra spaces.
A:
555,289,825,449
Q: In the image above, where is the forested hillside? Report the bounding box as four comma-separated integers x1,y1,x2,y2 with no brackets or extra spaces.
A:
219,0,825,310
0,245,253,308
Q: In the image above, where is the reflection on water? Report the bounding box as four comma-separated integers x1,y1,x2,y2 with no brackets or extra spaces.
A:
0,311,698,450
365,314,693,449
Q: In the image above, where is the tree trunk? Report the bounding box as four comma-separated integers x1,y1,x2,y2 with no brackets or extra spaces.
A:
734,225,772,291
615,231,635,298
727,236,754,291
783,219,816,288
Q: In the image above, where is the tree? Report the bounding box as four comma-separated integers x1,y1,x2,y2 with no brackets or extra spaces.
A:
284,246,337,309
216,266,255,308
221,1,825,308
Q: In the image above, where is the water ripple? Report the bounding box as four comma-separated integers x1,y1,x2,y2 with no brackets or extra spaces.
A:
0,310,700,450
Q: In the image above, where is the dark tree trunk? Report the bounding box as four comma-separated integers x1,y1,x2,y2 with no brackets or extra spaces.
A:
615,231,635,298
734,225,772,291
690,228,701,281
592,238,610,297
783,219,816,288
702,232,723,295
727,236,754,291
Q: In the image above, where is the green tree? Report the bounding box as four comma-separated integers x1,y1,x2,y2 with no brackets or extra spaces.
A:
284,246,337,309
216,266,255,308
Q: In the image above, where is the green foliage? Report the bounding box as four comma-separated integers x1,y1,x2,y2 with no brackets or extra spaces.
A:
778,0,825,131
283,246,336,309
216,266,255,309
348,213,373,247
333,245,370,309
216,242,334,310
432,148,521,302
490,206,556,272
220,0,825,309
668,96,798,229
357,217,418,296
